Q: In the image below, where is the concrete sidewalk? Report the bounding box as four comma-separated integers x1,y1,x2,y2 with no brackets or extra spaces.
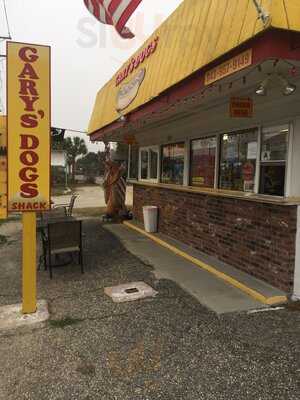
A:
105,223,287,314
52,185,133,210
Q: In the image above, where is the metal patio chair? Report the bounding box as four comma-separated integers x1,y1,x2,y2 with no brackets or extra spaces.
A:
53,194,78,217
37,207,68,270
37,206,67,225
45,220,84,279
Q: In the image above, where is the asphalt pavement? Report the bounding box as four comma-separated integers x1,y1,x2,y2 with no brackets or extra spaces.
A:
0,218,299,400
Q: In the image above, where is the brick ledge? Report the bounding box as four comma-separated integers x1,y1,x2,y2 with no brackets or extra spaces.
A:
129,180,300,206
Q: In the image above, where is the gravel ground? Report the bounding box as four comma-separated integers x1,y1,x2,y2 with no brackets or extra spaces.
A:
0,219,299,400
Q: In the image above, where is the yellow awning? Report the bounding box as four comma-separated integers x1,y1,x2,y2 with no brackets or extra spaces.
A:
88,0,300,135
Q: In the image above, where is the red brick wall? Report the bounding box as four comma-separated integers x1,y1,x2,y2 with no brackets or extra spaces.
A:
133,184,297,293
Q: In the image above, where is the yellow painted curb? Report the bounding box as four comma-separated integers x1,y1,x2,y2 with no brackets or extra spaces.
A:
123,221,288,306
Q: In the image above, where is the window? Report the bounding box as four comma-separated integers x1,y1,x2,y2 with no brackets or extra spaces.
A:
128,145,139,180
190,137,216,188
149,149,158,180
259,125,289,196
161,143,185,185
140,150,148,179
219,129,258,192
139,146,159,181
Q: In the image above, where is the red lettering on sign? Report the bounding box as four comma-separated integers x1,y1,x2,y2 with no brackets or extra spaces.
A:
11,44,49,209
19,96,39,112
230,97,253,118
19,135,39,199
19,167,39,182
18,63,39,80
21,114,38,128
116,37,159,86
19,79,38,96
20,134,39,150
20,151,39,166
18,47,39,63
20,183,38,198
18,134,40,197
11,201,47,210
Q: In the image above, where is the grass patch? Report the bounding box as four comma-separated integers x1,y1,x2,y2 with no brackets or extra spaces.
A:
49,317,83,329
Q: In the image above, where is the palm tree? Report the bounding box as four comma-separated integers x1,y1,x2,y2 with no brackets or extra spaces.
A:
63,137,88,183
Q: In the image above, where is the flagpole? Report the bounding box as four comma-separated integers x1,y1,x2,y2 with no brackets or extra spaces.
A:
251,0,270,25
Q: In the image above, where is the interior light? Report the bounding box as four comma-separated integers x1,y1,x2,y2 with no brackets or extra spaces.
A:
255,84,266,96
255,76,271,96
283,83,296,96
255,74,296,97
117,111,127,122
277,74,296,96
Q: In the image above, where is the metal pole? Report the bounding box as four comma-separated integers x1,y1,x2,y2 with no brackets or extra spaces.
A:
65,152,68,189
22,212,37,314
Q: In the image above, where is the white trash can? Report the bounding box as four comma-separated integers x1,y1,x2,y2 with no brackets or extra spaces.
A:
143,206,158,233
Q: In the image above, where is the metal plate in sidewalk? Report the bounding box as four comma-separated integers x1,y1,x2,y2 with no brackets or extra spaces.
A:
104,282,158,303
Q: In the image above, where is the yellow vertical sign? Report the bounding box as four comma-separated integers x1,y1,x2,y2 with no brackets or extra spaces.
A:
0,116,7,219
7,42,51,212
7,42,51,314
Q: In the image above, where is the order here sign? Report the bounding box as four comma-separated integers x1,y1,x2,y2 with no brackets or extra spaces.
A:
7,42,51,212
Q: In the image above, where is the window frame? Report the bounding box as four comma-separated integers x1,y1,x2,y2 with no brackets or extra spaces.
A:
189,135,218,188
185,122,292,197
218,128,259,194
128,144,139,181
161,141,186,185
135,121,292,199
258,124,290,197
138,145,160,183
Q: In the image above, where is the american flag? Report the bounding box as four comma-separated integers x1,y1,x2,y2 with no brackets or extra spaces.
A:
84,0,142,39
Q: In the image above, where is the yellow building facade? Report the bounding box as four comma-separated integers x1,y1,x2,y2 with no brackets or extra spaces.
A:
88,0,300,136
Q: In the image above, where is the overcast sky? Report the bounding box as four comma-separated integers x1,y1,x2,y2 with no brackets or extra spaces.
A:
0,0,182,151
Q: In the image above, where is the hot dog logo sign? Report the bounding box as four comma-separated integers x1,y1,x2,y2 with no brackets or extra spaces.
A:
116,37,159,111
116,68,146,111
7,42,51,212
